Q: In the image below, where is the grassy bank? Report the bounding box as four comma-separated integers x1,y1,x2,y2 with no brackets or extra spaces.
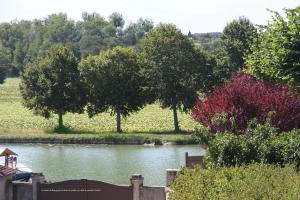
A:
0,78,199,144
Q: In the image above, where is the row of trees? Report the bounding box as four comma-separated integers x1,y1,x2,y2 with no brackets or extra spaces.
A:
0,12,153,81
20,24,212,133
0,11,259,87
0,11,259,133
12,8,300,133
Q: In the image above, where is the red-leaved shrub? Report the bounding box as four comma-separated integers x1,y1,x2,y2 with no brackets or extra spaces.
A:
192,73,300,134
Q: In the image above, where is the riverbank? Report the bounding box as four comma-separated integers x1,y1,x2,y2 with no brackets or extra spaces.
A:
0,129,196,145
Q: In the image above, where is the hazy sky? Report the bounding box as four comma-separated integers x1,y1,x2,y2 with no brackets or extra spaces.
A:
0,0,299,33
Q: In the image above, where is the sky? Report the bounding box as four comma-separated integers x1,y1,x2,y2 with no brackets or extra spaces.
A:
0,0,299,33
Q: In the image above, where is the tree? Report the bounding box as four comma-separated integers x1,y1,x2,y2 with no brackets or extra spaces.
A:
192,73,300,134
78,12,123,58
122,18,154,46
140,24,212,133
109,12,125,28
41,13,80,58
12,20,33,74
25,19,45,64
79,46,147,133
78,12,108,58
0,42,9,83
20,44,86,129
219,17,257,80
247,8,300,91
0,22,25,76
221,17,257,68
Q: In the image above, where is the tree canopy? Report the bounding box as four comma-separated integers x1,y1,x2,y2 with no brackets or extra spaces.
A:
140,23,212,132
247,8,300,91
0,42,10,83
79,46,147,132
221,17,257,70
20,44,86,129
0,12,154,76
208,17,258,87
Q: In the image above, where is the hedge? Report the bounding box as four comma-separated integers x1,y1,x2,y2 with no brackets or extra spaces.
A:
169,164,300,200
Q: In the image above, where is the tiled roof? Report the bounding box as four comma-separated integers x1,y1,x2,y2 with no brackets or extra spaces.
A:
0,165,17,177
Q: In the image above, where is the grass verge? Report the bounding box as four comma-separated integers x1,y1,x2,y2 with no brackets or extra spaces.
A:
0,128,196,144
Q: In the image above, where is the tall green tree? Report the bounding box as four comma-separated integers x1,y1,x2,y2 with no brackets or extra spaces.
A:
220,17,257,74
122,18,154,46
0,20,41,75
12,20,33,73
24,19,45,65
140,24,212,133
247,8,300,91
79,46,147,133
0,22,22,75
109,12,125,28
20,44,86,129
208,17,257,87
0,42,9,83
78,12,111,58
42,13,80,58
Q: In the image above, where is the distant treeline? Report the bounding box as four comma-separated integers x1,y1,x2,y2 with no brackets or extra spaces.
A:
189,32,221,52
193,32,221,40
0,12,154,76
0,11,225,77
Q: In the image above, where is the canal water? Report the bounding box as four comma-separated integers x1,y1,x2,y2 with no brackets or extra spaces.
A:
2,144,204,186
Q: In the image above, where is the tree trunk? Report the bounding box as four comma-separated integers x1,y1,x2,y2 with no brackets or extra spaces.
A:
58,112,63,129
172,102,180,133
116,109,122,133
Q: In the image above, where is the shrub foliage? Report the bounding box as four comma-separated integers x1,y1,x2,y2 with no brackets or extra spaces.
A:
203,122,300,168
192,73,300,134
169,164,300,200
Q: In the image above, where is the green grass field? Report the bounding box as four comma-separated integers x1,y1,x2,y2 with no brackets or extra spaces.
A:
0,78,200,142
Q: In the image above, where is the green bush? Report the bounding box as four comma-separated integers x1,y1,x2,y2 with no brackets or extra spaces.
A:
203,119,300,168
192,126,214,145
169,164,300,200
261,129,300,168
205,133,246,168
